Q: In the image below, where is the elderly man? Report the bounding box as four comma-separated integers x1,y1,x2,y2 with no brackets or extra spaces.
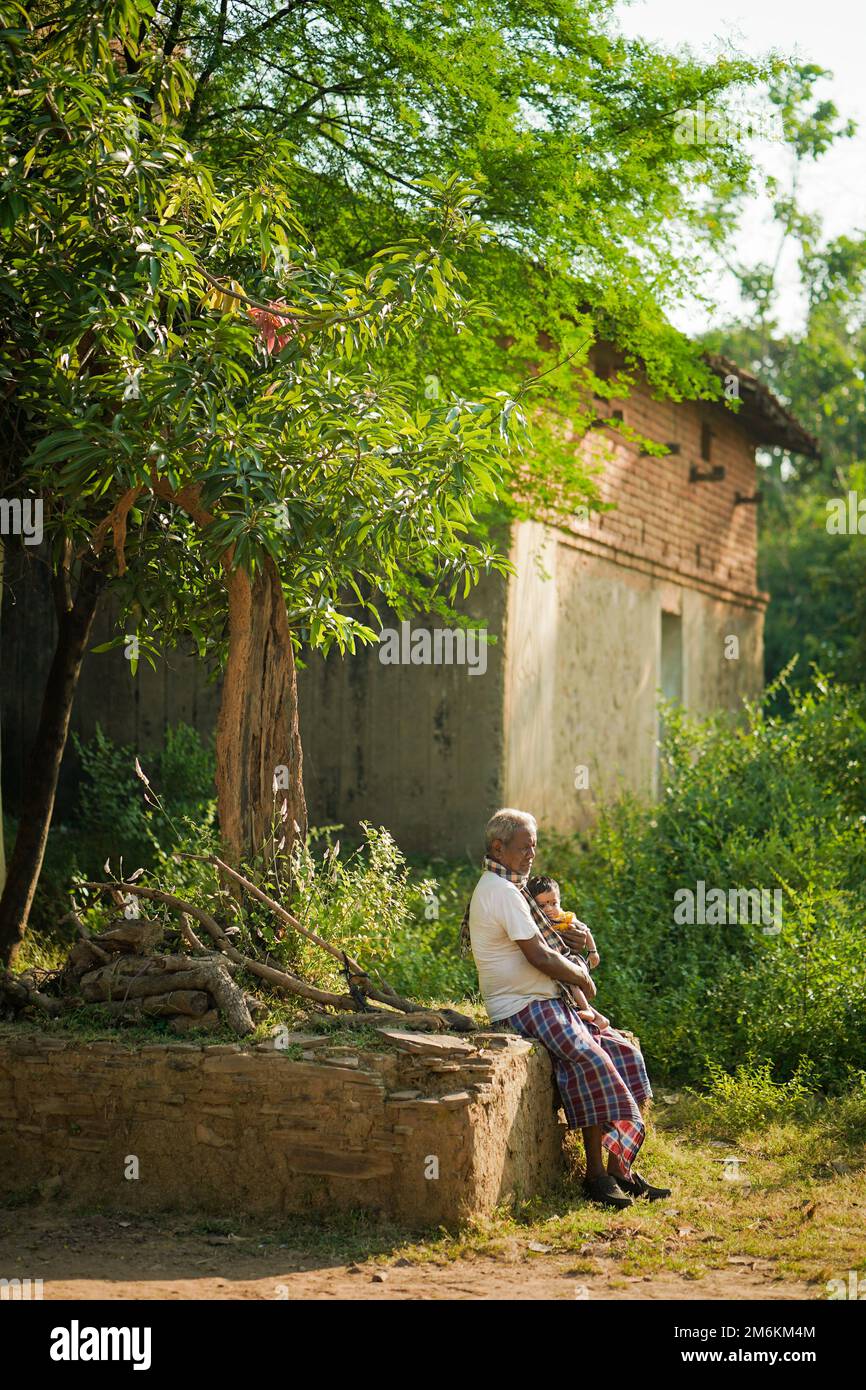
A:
463,807,670,1209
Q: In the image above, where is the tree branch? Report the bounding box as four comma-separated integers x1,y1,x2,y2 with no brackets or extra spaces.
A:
82,880,361,1011
183,0,229,136
146,0,186,115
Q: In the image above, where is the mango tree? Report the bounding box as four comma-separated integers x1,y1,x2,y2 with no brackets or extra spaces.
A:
0,2,522,964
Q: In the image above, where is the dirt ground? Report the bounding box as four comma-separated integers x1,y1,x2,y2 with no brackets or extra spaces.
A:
0,1210,821,1301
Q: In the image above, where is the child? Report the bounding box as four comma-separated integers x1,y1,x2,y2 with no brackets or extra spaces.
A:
527,874,610,1031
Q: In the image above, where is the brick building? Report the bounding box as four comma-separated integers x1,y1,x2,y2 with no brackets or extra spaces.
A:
0,345,819,854
296,345,819,855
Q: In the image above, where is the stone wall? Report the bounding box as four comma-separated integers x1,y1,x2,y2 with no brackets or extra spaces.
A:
0,1029,566,1230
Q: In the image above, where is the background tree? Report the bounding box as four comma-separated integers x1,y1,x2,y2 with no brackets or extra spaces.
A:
141,0,777,413
700,64,866,691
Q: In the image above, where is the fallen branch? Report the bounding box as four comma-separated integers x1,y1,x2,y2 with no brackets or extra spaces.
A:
82,952,199,976
64,938,112,976
82,881,360,1013
0,969,63,1015
311,1009,448,1032
178,912,205,953
177,854,466,1021
200,958,255,1036
81,964,229,1003
77,953,254,1034
99,991,211,1019
90,918,166,955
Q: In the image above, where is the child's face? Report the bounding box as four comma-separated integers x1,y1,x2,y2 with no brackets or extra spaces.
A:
534,887,561,920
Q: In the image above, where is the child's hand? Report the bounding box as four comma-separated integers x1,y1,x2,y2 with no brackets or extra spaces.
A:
588,950,601,969
579,1008,610,1032
560,922,590,953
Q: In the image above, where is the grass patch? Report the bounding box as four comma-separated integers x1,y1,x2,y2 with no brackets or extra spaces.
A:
385,1089,866,1290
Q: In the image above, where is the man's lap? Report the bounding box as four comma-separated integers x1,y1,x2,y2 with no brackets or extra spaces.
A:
496,998,651,1092
499,997,611,1058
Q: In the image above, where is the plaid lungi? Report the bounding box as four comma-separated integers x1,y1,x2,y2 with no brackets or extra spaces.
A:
496,997,651,1177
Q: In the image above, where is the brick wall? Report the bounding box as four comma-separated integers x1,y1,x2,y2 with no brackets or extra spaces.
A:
558,354,764,609
0,1030,566,1230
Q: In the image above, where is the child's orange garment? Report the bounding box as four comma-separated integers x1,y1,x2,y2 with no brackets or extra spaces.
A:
550,910,598,957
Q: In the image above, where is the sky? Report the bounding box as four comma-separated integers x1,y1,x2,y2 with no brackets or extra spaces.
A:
613,0,866,337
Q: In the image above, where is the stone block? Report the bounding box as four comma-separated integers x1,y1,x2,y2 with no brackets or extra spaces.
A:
195,1123,233,1148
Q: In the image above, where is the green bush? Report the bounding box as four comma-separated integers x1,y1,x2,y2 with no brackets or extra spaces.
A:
760,472,866,699
24,675,866,1089
271,825,476,1004
156,723,217,822
675,1059,866,1161
385,856,480,1003
72,725,150,848
546,672,866,1089
17,723,217,936
687,1058,821,1135
72,722,216,849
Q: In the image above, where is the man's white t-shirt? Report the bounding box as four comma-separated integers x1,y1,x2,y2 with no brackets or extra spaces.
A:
468,870,559,1022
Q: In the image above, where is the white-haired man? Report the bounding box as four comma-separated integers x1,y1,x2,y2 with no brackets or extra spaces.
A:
463,807,670,1209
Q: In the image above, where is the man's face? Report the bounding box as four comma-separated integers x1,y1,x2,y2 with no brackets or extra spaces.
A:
493,825,536,876
534,887,562,920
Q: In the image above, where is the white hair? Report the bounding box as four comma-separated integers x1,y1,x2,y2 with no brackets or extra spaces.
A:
484,808,537,852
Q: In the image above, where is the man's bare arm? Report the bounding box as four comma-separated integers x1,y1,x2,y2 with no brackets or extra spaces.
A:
516,936,596,998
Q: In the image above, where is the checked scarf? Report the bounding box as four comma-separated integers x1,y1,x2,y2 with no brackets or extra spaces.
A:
459,856,585,1007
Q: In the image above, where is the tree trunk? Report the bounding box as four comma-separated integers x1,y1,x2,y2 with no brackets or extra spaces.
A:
0,557,106,967
0,541,6,898
148,478,308,867
215,555,306,864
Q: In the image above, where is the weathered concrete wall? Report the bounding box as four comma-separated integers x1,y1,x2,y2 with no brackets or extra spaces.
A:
297,573,509,856
500,361,766,836
0,541,222,816
682,587,764,718
0,1030,566,1230
503,532,763,836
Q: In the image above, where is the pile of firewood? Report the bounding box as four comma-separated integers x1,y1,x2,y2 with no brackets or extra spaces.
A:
0,853,475,1037
0,915,262,1035
66,918,263,1034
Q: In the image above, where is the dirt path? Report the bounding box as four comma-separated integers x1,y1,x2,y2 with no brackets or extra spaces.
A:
0,1212,819,1301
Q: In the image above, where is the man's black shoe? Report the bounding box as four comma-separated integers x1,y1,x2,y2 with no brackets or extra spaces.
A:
582,1174,634,1209
618,1170,671,1201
